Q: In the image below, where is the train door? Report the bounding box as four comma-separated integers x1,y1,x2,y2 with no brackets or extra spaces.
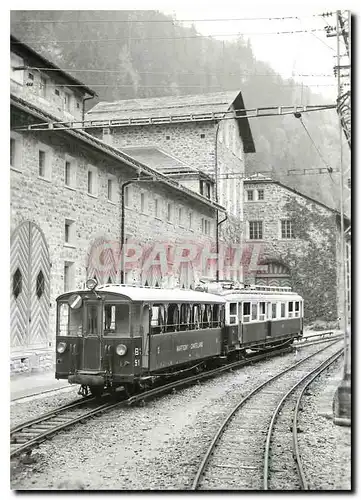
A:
82,300,103,370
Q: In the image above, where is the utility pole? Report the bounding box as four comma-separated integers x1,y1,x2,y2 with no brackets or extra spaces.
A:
328,10,351,426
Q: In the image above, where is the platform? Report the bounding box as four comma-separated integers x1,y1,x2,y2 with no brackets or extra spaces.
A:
10,371,71,402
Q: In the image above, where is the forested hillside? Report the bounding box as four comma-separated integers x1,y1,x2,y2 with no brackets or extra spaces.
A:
11,10,349,211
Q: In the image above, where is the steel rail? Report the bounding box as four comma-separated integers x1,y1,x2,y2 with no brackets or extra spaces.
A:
10,345,294,460
11,395,95,434
10,336,341,461
190,339,342,490
263,347,343,490
292,349,344,489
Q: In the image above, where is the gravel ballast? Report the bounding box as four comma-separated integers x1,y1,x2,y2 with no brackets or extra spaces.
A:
10,343,351,491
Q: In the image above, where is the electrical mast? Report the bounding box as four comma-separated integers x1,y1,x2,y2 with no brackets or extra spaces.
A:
327,10,351,425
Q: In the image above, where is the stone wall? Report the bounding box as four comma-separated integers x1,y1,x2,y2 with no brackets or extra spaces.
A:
10,107,216,374
243,180,340,323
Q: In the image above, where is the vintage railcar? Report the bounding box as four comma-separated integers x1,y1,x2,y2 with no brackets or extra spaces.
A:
220,284,304,358
55,280,226,395
55,280,303,396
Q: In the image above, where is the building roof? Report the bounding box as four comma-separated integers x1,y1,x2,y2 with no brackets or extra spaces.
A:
119,146,200,176
11,35,97,97
87,90,256,153
244,174,349,220
11,93,225,212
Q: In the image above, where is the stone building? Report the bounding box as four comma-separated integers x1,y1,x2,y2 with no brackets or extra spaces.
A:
85,91,255,221
242,174,350,323
10,37,224,374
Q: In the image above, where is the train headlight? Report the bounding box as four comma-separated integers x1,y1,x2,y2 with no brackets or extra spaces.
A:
57,342,67,354
116,344,127,356
86,278,98,290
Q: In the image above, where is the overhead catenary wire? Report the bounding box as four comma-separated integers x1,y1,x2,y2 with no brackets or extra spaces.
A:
11,28,327,44
19,67,337,77
10,12,335,24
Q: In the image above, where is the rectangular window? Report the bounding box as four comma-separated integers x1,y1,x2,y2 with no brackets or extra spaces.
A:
295,302,300,317
280,303,286,318
154,198,159,218
108,179,113,201
257,189,264,200
87,167,98,196
140,192,147,213
281,220,295,239
259,302,266,320
272,303,277,319
11,52,24,85
10,132,23,170
249,221,263,240
64,158,76,188
64,219,75,245
38,150,46,177
104,304,130,335
40,74,47,98
167,203,173,222
251,303,258,321
189,211,193,229
64,262,74,292
10,138,15,167
229,302,238,324
247,190,254,201
288,302,294,318
243,302,251,322
178,207,183,225
64,91,72,112
65,161,71,186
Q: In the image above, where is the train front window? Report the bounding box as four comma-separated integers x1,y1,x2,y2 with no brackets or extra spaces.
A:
58,302,83,336
103,304,130,336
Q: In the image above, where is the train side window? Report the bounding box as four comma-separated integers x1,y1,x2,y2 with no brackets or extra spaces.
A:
151,304,165,333
280,303,286,318
251,303,258,321
212,304,220,327
203,304,212,327
288,302,294,318
192,304,201,329
295,301,300,318
272,303,277,319
180,303,191,330
259,302,266,321
243,302,251,322
229,302,238,324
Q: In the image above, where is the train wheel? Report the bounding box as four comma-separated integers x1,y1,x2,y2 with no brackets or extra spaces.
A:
89,386,104,398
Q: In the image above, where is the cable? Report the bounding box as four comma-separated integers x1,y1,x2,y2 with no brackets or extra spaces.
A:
20,83,339,88
11,28,327,44
294,113,337,183
10,13,335,24
21,66,336,77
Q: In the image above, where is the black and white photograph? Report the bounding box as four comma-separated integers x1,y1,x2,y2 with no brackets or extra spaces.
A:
9,1,352,491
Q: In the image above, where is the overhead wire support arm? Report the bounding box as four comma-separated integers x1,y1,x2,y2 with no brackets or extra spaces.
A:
12,104,337,132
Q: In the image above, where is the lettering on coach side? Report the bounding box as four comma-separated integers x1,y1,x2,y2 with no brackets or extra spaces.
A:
176,344,189,352
190,341,204,350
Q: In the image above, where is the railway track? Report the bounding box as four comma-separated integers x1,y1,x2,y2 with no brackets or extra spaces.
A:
10,334,341,462
190,339,343,490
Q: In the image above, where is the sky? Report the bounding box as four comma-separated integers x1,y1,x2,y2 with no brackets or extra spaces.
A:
162,6,348,102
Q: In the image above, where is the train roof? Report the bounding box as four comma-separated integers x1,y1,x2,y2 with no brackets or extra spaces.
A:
58,284,226,304
221,292,303,302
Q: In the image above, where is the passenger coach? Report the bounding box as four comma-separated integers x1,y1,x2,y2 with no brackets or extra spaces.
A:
55,280,226,396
